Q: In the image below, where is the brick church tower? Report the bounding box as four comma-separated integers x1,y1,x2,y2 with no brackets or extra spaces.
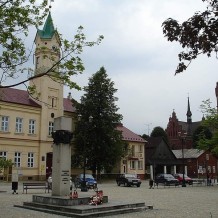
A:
165,98,201,150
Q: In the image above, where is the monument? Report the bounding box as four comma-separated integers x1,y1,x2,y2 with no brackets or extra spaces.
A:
51,116,73,196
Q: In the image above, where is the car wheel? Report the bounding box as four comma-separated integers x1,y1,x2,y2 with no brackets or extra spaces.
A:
137,184,140,187
117,182,120,186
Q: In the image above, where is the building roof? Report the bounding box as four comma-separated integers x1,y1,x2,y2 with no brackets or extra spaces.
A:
172,149,204,159
0,87,76,112
116,123,146,143
0,88,40,107
178,121,201,135
145,137,179,165
37,12,55,39
63,98,76,112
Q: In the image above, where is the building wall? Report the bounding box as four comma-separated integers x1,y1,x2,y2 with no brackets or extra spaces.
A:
119,141,145,179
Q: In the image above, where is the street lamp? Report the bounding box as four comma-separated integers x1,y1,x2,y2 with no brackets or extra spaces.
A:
178,132,186,187
78,114,93,192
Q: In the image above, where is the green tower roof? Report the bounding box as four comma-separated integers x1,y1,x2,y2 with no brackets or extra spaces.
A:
37,12,55,39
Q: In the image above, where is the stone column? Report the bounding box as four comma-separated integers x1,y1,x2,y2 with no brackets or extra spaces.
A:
174,165,177,174
52,117,73,196
150,165,154,180
164,166,167,174
185,166,187,175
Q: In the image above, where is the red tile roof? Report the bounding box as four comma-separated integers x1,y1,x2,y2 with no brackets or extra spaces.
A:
0,88,40,107
63,98,76,112
0,88,76,112
117,123,146,143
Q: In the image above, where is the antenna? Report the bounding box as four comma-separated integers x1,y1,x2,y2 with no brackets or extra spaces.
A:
145,123,152,136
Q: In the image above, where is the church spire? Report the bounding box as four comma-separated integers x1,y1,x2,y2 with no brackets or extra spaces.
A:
186,97,192,135
186,96,192,123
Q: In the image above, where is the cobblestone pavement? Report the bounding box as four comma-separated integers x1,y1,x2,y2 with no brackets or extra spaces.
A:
0,180,217,218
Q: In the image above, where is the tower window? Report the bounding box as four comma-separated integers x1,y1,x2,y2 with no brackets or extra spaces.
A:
51,97,57,108
36,56,39,69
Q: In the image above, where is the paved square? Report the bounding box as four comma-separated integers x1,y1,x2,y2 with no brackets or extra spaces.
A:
0,180,217,217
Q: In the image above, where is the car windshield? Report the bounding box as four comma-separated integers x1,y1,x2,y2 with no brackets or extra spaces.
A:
125,174,137,178
165,174,174,179
80,174,94,179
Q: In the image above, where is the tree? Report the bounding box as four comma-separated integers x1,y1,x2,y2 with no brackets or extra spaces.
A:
150,126,169,143
0,158,13,181
162,0,218,74
72,67,126,177
192,125,212,148
0,0,47,83
141,133,149,141
197,99,218,154
0,1,103,91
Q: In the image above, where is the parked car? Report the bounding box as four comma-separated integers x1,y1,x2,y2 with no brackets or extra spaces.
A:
155,174,179,186
116,174,141,187
174,173,193,185
74,174,97,190
47,176,73,189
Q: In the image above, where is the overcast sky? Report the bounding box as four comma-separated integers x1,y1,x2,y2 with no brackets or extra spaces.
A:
47,0,217,136
6,0,217,136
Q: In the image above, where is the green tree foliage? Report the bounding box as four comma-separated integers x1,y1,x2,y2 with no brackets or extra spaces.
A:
141,134,149,141
197,99,218,154
0,0,47,82
150,126,169,143
162,0,218,74
0,1,103,90
192,125,212,148
0,158,13,181
72,67,126,176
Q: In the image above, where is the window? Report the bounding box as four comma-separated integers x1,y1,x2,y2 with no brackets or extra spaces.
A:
51,97,57,107
138,160,143,170
139,145,143,153
48,121,54,136
14,152,21,167
15,117,23,133
1,116,9,132
130,160,135,170
28,153,34,167
36,56,39,69
29,119,35,134
0,151,7,160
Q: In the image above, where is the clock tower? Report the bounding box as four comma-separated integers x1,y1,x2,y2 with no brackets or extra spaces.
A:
29,12,63,141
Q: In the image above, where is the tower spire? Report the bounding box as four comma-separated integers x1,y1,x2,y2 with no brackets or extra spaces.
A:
37,12,55,39
186,96,192,135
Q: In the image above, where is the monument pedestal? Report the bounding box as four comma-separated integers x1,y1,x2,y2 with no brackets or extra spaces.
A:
52,143,71,196
51,116,73,196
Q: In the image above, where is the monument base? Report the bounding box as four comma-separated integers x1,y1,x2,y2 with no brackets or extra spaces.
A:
14,194,152,217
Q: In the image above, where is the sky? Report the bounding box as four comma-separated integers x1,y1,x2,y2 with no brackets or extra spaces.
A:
6,0,218,136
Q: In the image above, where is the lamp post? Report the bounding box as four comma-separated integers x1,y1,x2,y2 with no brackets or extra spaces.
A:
178,132,186,187
78,114,93,192
181,137,186,187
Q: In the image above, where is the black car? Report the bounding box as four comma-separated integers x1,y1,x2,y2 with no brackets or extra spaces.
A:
116,174,141,187
155,174,179,187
